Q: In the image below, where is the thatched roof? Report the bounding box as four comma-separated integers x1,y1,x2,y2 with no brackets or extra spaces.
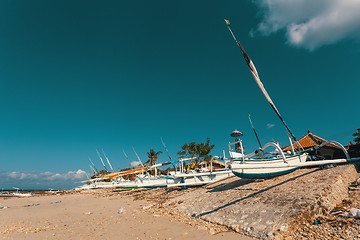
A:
282,130,341,151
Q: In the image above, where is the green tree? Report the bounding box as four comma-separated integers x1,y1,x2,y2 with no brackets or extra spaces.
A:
353,128,360,144
145,148,163,166
91,169,111,181
177,138,215,163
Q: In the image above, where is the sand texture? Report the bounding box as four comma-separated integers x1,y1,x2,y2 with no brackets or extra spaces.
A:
0,190,250,240
1,164,360,239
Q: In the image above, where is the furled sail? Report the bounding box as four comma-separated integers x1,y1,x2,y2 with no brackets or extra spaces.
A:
225,19,298,144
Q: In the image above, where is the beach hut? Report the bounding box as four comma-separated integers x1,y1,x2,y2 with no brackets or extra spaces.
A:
282,130,342,160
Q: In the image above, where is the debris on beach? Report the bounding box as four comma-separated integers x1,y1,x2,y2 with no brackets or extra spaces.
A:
23,203,40,207
349,177,360,191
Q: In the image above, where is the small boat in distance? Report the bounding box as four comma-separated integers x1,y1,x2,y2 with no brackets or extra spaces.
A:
0,187,33,197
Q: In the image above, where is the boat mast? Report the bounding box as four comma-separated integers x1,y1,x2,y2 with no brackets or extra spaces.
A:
88,157,98,173
160,137,173,162
89,164,97,175
248,114,262,149
160,136,177,173
123,149,132,168
102,149,115,173
96,149,108,172
224,19,301,153
132,147,145,168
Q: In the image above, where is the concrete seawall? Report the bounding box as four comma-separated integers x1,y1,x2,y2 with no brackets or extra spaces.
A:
164,164,359,239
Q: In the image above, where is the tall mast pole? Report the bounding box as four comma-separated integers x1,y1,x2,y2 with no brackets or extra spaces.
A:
96,149,108,171
160,136,177,172
102,149,115,173
123,149,132,168
224,19,301,151
89,164,97,175
160,137,172,162
88,157,98,173
248,114,262,149
132,147,145,168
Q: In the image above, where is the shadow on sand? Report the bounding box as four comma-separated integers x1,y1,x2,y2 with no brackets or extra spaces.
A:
205,177,255,192
196,169,319,218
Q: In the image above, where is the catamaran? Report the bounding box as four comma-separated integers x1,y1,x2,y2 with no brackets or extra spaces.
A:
223,19,360,179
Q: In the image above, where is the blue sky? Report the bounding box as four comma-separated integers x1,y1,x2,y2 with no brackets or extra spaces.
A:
1,0,359,189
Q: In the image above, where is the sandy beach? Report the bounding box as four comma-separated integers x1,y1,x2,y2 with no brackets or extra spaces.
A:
0,190,251,240
2,164,360,239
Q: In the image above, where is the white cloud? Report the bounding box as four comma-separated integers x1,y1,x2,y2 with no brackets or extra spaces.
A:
251,0,360,50
7,171,39,180
130,161,141,167
0,170,88,190
46,170,87,181
267,123,275,128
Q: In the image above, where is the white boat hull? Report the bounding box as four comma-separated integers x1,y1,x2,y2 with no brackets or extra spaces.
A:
75,170,233,189
167,170,233,187
230,153,308,179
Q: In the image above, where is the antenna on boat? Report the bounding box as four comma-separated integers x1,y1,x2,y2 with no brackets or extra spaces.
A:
96,149,108,172
224,19,302,153
123,149,132,168
248,114,262,149
132,146,145,168
102,149,115,173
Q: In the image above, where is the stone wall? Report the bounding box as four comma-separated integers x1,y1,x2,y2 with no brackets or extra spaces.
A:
164,164,359,239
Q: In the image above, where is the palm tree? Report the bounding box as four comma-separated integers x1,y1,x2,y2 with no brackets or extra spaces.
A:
146,148,163,166
177,138,215,164
353,128,360,144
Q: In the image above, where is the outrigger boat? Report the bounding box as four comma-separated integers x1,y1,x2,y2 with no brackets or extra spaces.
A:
0,187,33,197
165,157,233,188
75,157,233,190
223,19,360,179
